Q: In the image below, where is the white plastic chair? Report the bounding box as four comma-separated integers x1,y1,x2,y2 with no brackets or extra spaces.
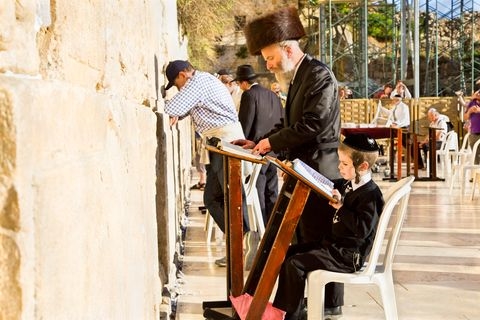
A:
205,162,265,244
244,162,265,237
437,131,458,178
471,169,480,200
459,138,480,196
306,176,414,320
204,210,223,246
449,132,471,191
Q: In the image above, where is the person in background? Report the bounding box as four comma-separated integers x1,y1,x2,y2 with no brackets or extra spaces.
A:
379,95,410,129
417,108,448,169
163,60,253,267
374,83,393,99
217,72,243,112
464,89,480,164
270,81,287,106
190,131,207,190
338,86,347,100
236,7,343,315
272,134,384,319
234,64,284,226
390,79,412,99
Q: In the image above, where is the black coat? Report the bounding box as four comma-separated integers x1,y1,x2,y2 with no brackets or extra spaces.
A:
238,84,284,143
330,179,385,265
268,55,341,180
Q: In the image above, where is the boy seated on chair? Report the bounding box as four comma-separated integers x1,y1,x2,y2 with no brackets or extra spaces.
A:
272,134,385,319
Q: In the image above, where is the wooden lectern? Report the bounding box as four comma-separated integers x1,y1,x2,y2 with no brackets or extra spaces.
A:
202,146,337,320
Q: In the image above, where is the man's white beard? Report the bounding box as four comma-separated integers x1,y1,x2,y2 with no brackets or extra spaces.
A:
274,53,296,93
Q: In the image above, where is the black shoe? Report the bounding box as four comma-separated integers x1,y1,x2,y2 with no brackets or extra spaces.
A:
324,306,342,316
214,256,226,267
190,182,205,190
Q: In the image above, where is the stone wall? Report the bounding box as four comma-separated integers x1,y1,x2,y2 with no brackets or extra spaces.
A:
0,0,187,319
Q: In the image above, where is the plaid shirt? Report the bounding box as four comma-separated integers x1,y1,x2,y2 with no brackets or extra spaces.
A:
165,71,238,134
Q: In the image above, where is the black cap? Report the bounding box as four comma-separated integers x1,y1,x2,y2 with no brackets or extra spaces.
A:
343,133,379,152
165,60,190,90
217,69,230,76
232,65,258,81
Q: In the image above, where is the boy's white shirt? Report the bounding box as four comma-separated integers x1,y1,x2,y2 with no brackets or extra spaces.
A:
351,171,372,191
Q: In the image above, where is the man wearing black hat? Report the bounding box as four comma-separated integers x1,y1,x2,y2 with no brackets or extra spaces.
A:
238,6,341,238
234,64,284,230
273,133,385,319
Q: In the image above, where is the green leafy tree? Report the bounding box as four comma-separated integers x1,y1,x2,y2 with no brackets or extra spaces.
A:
177,0,234,70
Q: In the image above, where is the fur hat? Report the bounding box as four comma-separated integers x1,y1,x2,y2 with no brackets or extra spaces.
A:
244,7,306,56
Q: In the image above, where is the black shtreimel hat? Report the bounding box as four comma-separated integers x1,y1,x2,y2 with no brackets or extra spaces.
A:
165,60,190,90
343,133,379,152
232,65,258,82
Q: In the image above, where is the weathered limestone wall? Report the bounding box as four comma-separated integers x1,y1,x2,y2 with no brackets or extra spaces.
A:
0,0,186,319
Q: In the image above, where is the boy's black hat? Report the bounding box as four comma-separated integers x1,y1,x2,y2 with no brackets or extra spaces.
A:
343,133,379,152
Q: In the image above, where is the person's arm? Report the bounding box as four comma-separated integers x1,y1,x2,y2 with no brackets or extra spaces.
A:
392,103,410,128
335,186,384,240
268,62,339,152
404,86,412,99
164,79,198,118
464,104,480,120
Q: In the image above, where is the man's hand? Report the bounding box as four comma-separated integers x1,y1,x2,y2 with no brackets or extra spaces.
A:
231,139,256,149
169,116,179,126
252,138,272,155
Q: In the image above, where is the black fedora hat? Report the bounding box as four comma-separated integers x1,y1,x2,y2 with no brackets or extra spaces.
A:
232,65,258,82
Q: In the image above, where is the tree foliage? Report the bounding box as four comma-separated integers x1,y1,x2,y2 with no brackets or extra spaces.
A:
177,0,234,70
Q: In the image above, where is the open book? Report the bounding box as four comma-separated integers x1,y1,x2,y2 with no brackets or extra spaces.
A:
207,137,263,161
291,159,334,198
265,156,337,202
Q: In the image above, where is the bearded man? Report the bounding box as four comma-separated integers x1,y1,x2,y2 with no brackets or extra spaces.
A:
233,7,343,316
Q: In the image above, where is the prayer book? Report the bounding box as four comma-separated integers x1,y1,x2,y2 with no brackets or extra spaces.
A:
291,159,334,198
207,137,263,161
265,156,337,202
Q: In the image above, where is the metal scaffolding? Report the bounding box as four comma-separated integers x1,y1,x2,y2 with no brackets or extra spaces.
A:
301,0,480,98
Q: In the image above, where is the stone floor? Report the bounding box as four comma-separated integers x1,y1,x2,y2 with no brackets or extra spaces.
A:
175,168,480,319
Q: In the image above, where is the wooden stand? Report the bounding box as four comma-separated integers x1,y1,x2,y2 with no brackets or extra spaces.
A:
415,127,445,181
202,152,336,320
201,144,266,319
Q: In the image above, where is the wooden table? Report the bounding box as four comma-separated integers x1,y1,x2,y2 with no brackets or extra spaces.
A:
341,126,404,181
414,127,445,181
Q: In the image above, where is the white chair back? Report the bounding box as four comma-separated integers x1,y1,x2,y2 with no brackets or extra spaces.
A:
244,163,265,237
362,176,414,275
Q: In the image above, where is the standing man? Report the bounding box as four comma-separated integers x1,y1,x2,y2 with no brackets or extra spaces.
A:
235,7,343,315
233,64,284,224
163,60,252,267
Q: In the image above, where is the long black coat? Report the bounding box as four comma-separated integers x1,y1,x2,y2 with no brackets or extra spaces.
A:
268,55,341,180
238,83,284,219
266,55,342,243
238,83,284,143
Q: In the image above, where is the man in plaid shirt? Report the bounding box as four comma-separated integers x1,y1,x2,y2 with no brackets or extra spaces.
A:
164,60,254,267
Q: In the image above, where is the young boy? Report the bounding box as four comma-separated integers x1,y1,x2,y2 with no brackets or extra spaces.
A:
272,133,385,319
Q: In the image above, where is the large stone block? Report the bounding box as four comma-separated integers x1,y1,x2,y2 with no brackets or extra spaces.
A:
1,75,161,319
